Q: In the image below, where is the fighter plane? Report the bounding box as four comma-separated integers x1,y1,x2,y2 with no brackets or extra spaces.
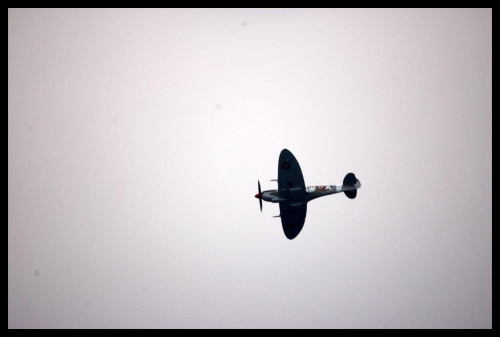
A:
255,148,361,240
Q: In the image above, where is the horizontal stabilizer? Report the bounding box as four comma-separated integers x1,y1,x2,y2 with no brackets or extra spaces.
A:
343,172,357,186
343,173,359,199
344,189,357,199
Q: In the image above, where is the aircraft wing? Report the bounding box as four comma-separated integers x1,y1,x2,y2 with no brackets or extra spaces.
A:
277,149,307,239
277,148,306,198
279,201,307,240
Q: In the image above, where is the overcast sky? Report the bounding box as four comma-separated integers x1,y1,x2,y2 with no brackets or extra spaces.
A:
8,8,491,329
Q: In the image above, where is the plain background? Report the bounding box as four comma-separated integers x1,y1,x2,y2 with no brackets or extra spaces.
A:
8,8,491,328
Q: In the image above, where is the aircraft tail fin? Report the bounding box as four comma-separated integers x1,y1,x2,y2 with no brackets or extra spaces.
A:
343,173,360,199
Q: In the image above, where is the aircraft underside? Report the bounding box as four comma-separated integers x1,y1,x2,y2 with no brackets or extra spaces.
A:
255,149,361,240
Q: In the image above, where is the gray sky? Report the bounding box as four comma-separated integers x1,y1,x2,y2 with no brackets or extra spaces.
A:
8,8,491,328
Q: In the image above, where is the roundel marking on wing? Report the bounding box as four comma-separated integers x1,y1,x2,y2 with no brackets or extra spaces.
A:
281,161,290,170
316,185,326,191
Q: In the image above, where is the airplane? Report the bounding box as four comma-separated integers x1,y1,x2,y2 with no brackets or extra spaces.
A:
255,148,361,240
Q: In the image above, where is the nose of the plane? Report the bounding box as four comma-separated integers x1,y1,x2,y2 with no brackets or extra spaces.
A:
255,193,261,199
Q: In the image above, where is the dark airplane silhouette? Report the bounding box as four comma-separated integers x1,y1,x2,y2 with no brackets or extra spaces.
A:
255,149,361,239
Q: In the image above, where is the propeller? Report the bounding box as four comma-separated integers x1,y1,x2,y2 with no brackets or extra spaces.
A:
255,180,263,212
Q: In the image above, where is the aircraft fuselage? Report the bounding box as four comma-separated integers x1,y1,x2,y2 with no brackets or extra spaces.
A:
255,184,356,204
